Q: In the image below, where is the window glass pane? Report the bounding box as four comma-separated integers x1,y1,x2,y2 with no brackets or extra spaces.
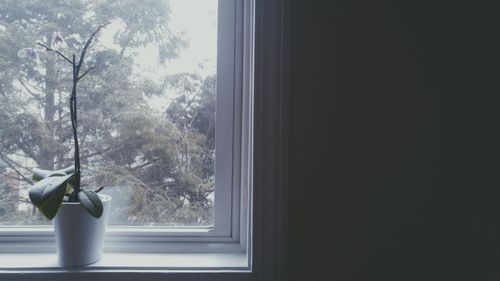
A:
0,0,218,226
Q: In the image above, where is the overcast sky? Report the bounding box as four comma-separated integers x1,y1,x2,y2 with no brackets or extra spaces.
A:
100,0,218,80
163,0,218,76
98,0,218,110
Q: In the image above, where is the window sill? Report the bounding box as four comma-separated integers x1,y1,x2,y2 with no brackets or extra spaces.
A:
0,252,251,280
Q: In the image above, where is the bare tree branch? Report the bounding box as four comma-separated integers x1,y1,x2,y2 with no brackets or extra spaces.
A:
80,137,131,159
0,153,33,185
37,42,72,64
17,79,43,102
76,22,110,76
130,159,159,171
11,145,37,166
77,65,97,81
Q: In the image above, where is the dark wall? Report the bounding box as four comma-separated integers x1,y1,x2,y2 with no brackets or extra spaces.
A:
288,1,500,280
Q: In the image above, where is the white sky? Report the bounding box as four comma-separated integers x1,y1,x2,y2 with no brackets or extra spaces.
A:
100,0,218,80
157,0,218,77
100,0,218,111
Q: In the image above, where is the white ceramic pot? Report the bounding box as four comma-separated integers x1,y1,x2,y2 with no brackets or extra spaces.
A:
53,194,111,267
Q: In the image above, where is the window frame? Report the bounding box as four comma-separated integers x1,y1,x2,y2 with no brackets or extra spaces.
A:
0,0,289,279
0,0,245,248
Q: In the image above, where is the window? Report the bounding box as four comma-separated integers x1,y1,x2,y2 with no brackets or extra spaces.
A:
0,0,219,228
0,0,288,279
0,0,244,240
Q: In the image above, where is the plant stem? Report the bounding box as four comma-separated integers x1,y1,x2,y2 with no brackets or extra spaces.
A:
70,54,81,200
38,24,108,201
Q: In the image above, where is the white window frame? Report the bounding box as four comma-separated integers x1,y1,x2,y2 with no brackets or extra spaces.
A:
0,0,289,279
0,0,246,250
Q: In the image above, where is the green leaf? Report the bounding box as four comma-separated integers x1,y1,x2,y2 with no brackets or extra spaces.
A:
29,173,73,206
32,166,74,182
78,189,103,219
65,174,76,195
57,166,75,175
28,173,73,220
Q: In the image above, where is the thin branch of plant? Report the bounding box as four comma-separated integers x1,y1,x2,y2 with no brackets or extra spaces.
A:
37,42,72,64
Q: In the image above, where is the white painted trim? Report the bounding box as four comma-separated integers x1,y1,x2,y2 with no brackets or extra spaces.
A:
214,0,240,238
0,252,249,269
239,0,255,257
0,0,248,245
0,252,253,281
0,270,255,281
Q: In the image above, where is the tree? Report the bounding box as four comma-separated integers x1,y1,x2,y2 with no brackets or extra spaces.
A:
0,0,216,226
0,162,18,218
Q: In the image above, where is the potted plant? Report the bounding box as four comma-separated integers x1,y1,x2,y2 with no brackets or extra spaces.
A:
19,23,112,267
